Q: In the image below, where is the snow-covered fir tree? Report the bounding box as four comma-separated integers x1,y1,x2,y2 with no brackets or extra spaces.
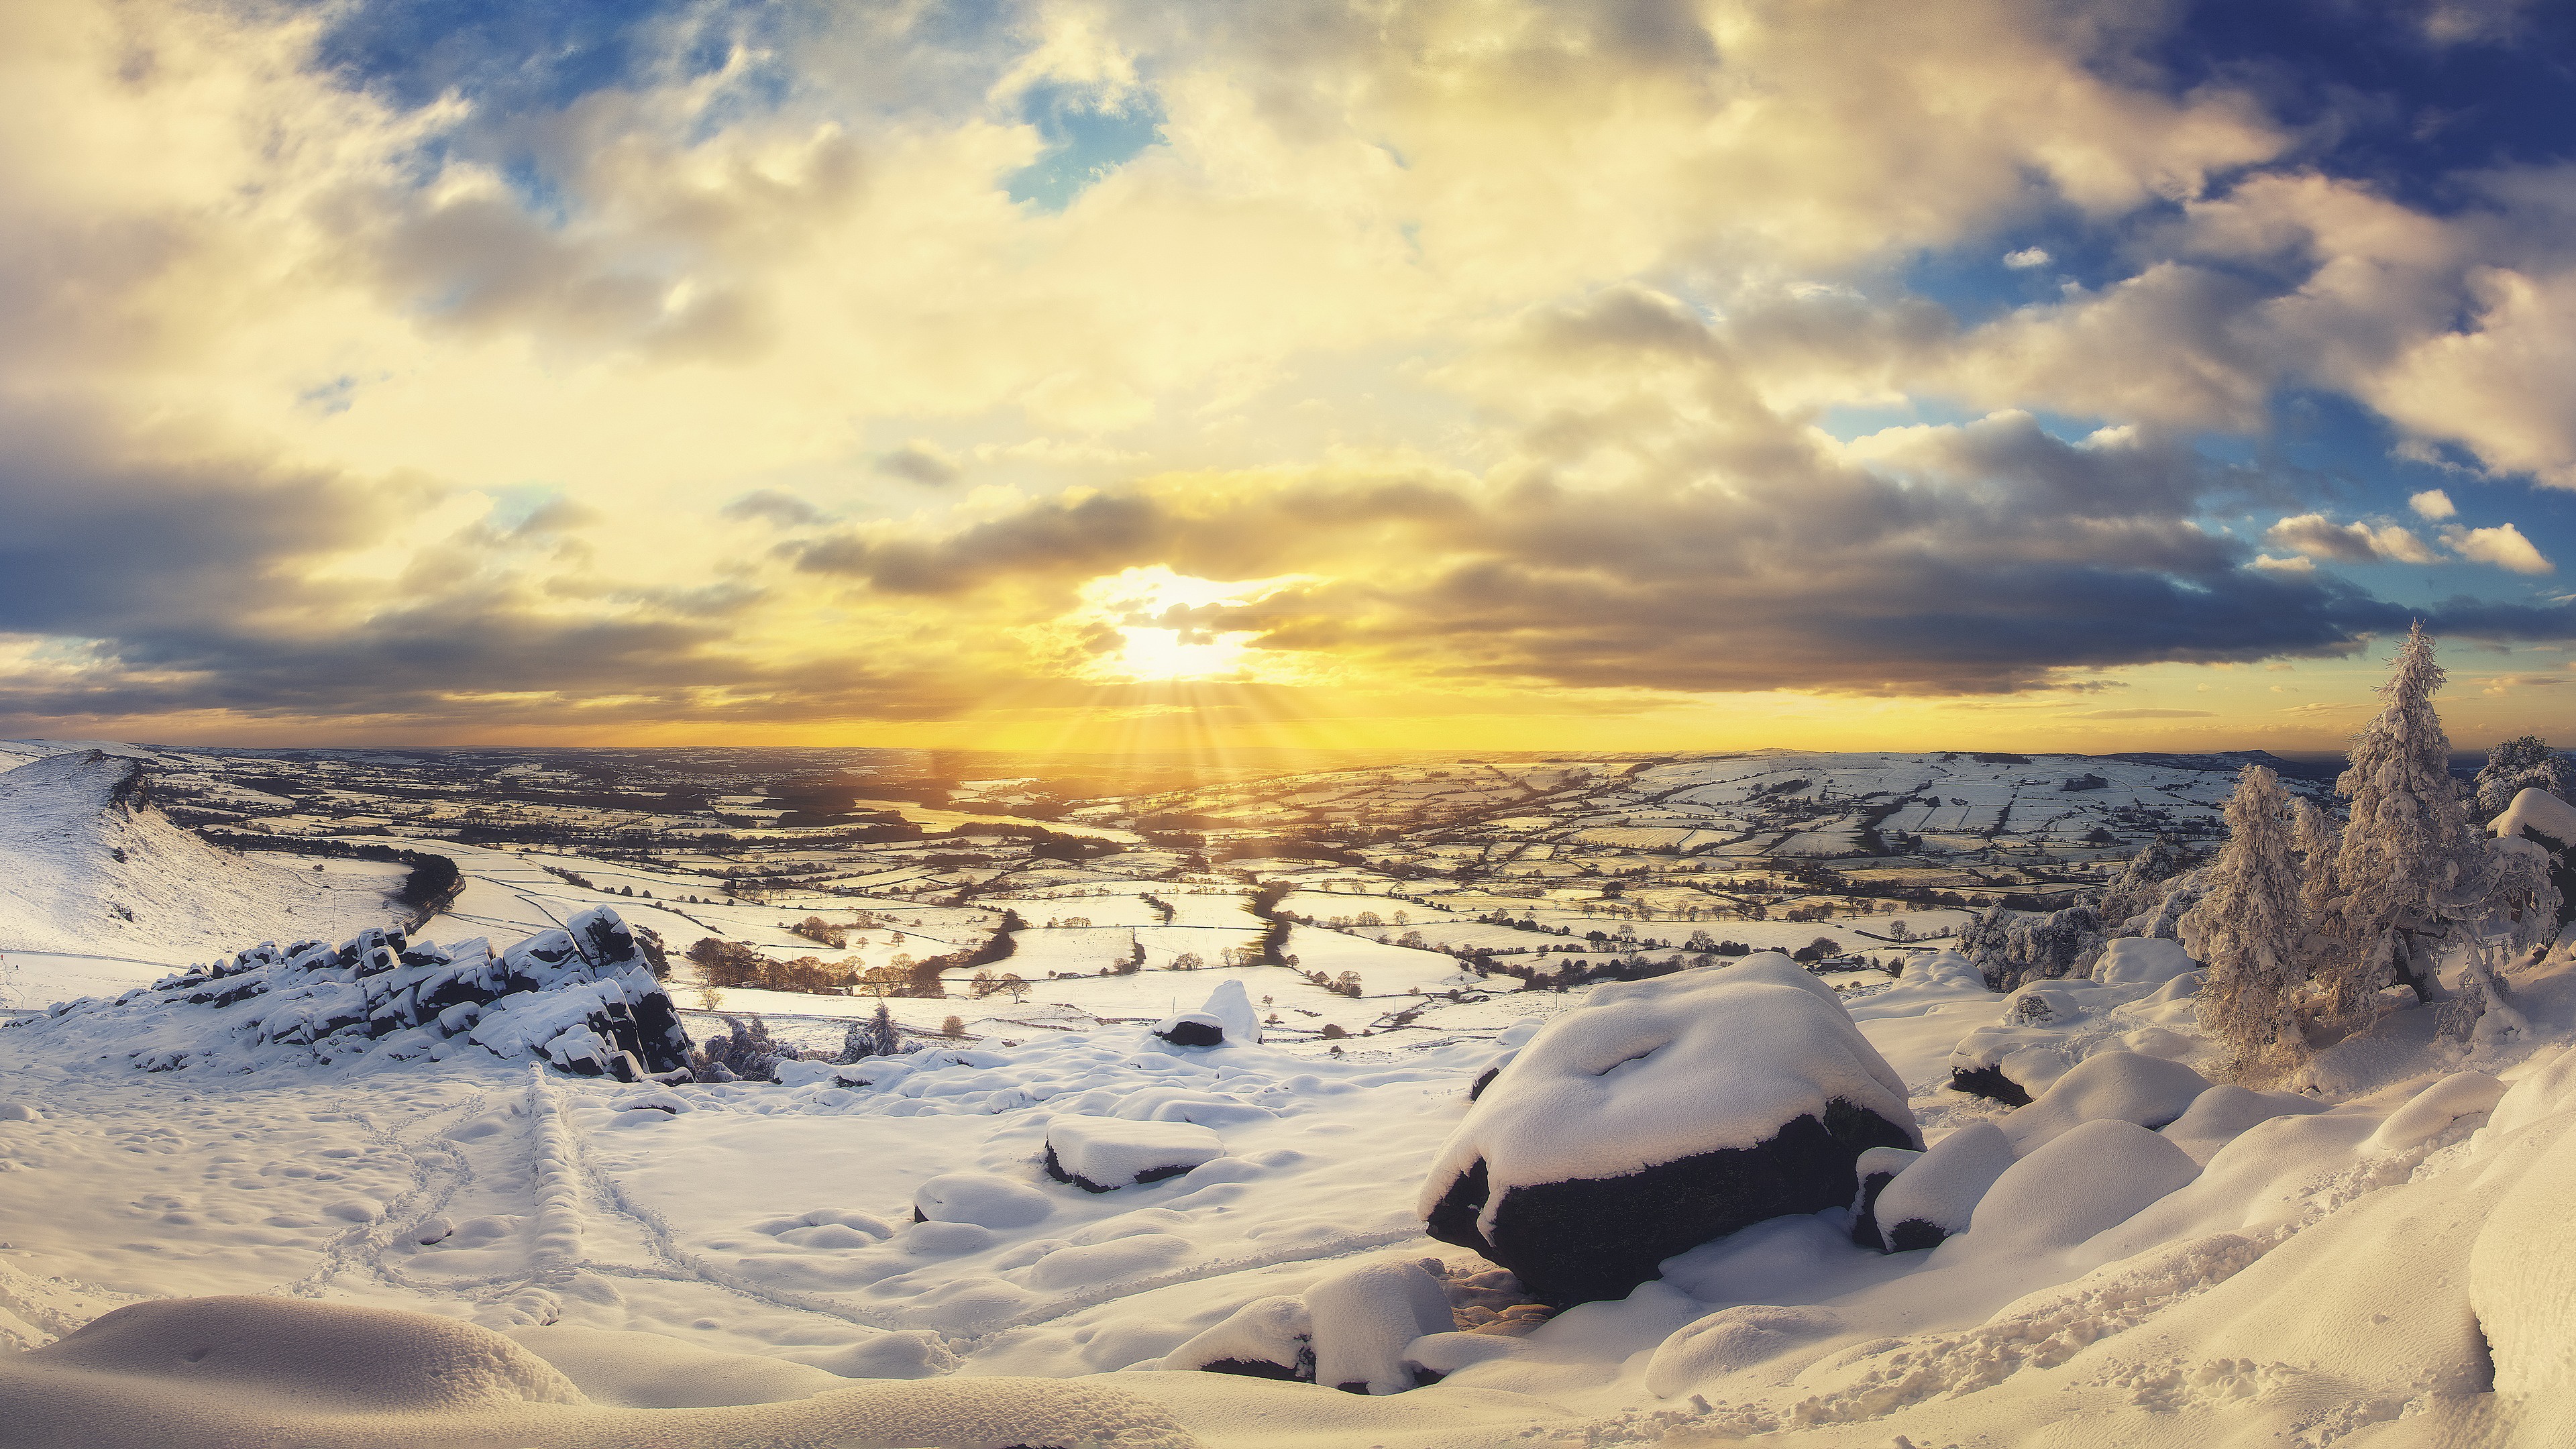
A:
2320,622,2478,1012
865,1000,904,1057
2178,765,2309,1071
2474,735,2575,818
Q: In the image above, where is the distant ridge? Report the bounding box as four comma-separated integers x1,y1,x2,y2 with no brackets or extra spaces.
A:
2094,749,2345,782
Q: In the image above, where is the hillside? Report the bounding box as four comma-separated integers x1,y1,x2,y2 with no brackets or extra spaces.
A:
0,751,405,1000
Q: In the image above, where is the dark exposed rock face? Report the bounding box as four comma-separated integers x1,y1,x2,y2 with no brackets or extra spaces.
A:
1468,1066,1501,1101
1042,1144,1203,1193
1424,1099,1917,1308
36,909,690,1078
1152,1014,1226,1049
1886,1218,1948,1252
1949,1064,2034,1106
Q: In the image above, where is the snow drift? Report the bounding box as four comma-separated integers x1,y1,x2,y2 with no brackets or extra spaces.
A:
9,907,690,1079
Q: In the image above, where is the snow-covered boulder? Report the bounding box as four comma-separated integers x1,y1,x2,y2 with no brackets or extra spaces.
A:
1305,1260,1457,1395
912,1173,1056,1229
1044,1117,1225,1192
2001,1049,2212,1154
1162,1296,1311,1380
2093,936,2198,987
1898,950,1984,989
2158,1083,2324,1165
1418,953,1919,1307
773,1059,871,1089
1943,1118,2199,1258
1846,1146,1919,1251
1201,979,1263,1044
1868,1120,2015,1252
1945,1032,2072,1106
15,908,690,1079
1150,1013,1226,1049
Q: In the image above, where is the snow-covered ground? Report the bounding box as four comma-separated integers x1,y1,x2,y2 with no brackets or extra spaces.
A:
11,740,2576,1446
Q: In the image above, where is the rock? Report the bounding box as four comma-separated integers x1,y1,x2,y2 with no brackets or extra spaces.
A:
0,1102,40,1122
1303,1260,1456,1395
1162,1296,1313,1381
1645,1304,1844,1399
1869,1120,2015,1252
2001,1049,2212,1155
1199,980,1263,1044
2156,1083,2324,1164
2093,936,2198,987
1043,1117,1225,1192
773,1059,869,1089
1418,953,1918,1307
1943,1118,2199,1258
1150,1014,1226,1049
1847,1146,1920,1250
911,1173,1055,1229
1947,1038,2072,1105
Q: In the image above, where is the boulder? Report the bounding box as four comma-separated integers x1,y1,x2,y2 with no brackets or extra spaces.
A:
917,1165,1056,1222
1847,1146,1920,1250
1161,1296,1312,1381
1200,979,1263,1044
1305,1260,1456,1395
2000,1049,2211,1154
2158,1084,2325,1165
1943,1118,2198,1258
912,1173,1055,1229
1868,1120,2015,1252
1150,1013,1227,1049
1044,1117,1225,1192
1418,954,1918,1307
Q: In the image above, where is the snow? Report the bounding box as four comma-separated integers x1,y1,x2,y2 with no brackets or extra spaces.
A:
24,745,2576,1444
2494,786,2576,848
1046,1117,1228,1191
1420,954,1917,1236
1945,1118,2200,1258
912,1173,1055,1229
1871,1119,2015,1247
1303,1260,1456,1394
2094,935,2197,986
1998,1049,2213,1153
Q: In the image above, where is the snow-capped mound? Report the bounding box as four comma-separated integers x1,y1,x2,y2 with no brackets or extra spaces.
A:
1999,1049,2212,1154
1043,1117,1225,1192
1419,953,1919,1307
1869,1120,2016,1252
1942,1118,2199,1258
2493,787,2576,849
13,908,690,1079
0,750,398,975
1159,1258,1456,1395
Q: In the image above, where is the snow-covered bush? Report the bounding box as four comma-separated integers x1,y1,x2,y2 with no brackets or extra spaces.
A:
1957,902,2105,991
2475,736,2575,818
1418,953,1917,1307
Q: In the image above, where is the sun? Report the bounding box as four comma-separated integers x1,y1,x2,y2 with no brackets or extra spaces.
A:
1070,566,1302,684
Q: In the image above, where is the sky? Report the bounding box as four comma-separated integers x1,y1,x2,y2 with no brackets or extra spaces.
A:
5,0,2576,758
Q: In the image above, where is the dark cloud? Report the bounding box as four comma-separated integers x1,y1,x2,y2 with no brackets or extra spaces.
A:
0,405,396,637
720,489,822,527
777,409,2576,696
874,442,961,486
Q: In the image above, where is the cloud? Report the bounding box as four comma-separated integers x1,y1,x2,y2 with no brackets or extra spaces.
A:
2264,514,2442,564
720,490,822,527
2252,553,2316,574
2002,247,2051,269
2410,488,2457,519
875,441,962,486
2078,709,2217,718
2440,521,2555,572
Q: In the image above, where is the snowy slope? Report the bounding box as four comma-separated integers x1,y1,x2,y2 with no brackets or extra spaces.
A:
0,751,402,995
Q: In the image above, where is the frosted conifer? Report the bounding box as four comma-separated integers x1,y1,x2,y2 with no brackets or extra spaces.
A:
2474,736,2575,818
2179,765,2309,1070
2321,623,2477,1012
865,1000,904,1057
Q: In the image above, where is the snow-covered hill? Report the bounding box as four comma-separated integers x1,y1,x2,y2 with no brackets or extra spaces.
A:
0,751,403,1000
